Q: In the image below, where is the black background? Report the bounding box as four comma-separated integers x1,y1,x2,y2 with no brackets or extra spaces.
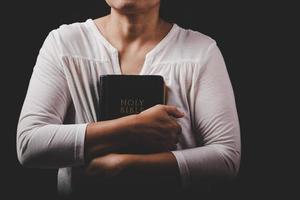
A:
1,0,298,199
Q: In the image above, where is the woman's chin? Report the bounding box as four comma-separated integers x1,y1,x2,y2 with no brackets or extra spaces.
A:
108,0,159,14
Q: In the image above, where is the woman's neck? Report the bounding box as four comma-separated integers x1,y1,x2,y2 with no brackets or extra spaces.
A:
108,7,161,42
95,5,169,50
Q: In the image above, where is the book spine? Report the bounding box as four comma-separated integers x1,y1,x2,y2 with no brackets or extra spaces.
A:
98,77,106,121
162,83,165,105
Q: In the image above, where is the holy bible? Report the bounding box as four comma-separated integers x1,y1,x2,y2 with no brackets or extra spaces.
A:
98,75,166,121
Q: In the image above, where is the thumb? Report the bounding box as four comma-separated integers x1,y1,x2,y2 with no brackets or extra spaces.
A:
164,105,185,118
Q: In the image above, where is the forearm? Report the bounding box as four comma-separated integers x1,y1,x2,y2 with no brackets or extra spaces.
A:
172,144,240,185
84,114,137,161
85,105,184,161
17,123,88,168
121,152,180,186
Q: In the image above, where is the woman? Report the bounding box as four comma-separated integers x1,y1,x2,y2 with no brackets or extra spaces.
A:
17,0,241,198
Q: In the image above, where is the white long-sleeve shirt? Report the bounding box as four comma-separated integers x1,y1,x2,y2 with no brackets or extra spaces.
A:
17,19,240,195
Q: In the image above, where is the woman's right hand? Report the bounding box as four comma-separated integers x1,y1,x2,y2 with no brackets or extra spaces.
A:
84,105,184,161
128,105,184,153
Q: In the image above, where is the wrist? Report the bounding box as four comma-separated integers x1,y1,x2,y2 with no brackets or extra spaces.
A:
123,114,140,144
127,113,139,132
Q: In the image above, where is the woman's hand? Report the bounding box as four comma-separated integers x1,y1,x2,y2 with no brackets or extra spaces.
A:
84,152,180,187
129,104,184,153
85,153,129,178
84,104,184,161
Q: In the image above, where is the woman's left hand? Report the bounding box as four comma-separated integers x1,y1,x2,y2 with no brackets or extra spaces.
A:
85,153,130,178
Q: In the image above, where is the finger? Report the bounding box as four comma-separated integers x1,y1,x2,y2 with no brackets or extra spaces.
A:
168,143,178,151
164,105,185,118
169,120,182,136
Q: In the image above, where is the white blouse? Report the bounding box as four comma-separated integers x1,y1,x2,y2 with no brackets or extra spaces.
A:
17,19,241,195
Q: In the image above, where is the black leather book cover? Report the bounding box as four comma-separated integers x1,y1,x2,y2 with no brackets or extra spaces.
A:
98,75,166,121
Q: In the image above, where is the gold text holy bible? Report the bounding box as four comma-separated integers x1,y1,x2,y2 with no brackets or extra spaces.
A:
98,75,166,121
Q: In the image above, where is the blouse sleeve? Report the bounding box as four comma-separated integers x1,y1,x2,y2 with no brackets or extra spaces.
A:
16,31,88,168
171,42,241,187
